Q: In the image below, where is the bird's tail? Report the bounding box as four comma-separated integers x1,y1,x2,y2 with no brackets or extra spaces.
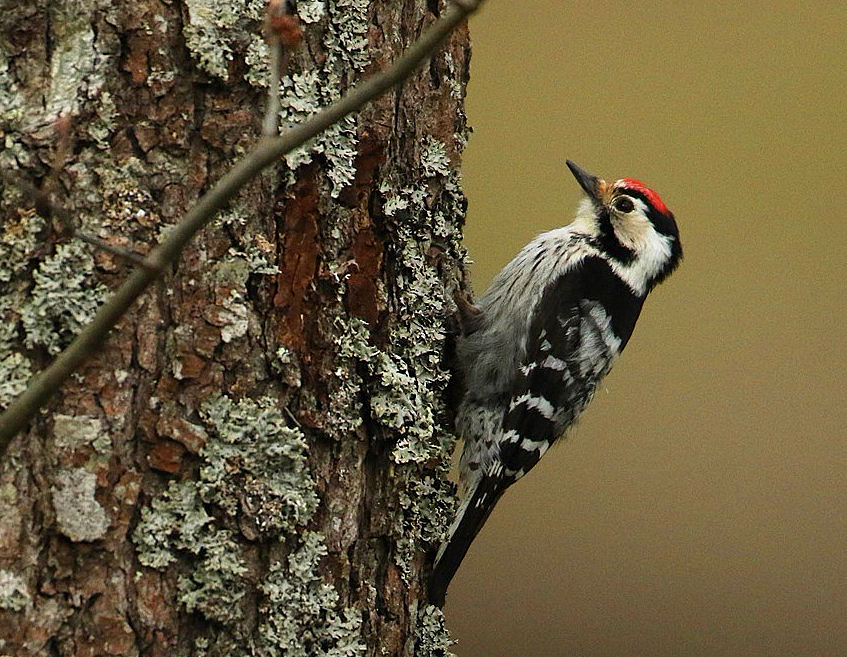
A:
429,476,504,606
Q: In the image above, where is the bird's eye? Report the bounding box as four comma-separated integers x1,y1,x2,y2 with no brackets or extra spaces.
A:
614,197,634,213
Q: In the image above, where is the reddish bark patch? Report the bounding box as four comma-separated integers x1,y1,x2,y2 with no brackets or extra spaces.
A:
273,167,320,351
134,572,178,651
337,131,385,208
174,353,205,380
147,441,184,475
347,221,383,327
156,414,207,454
108,471,141,542
126,34,149,86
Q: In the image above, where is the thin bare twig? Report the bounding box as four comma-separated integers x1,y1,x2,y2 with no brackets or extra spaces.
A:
263,37,283,137
262,0,288,136
263,1,300,136
74,233,156,272
0,0,485,453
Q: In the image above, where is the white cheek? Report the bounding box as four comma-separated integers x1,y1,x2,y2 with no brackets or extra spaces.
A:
610,203,673,295
613,212,652,251
609,226,673,296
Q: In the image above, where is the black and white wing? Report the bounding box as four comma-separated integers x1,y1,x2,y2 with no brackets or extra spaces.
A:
430,258,641,604
498,271,625,480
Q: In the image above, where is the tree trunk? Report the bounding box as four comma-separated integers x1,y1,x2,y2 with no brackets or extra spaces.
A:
0,1,470,654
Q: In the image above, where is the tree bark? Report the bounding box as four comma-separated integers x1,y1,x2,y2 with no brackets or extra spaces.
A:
0,1,470,655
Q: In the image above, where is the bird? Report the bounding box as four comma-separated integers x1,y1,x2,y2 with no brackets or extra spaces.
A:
429,160,682,605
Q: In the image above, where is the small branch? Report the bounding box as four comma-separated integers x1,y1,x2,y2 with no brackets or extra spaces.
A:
74,232,157,272
263,38,283,137
262,1,289,136
0,0,485,454
262,0,300,137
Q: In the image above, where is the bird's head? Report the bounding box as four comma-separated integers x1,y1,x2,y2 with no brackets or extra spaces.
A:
566,160,682,295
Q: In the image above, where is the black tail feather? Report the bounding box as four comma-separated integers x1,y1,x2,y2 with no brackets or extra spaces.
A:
428,476,505,606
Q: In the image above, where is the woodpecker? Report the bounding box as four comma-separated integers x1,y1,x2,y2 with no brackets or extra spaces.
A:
429,161,682,605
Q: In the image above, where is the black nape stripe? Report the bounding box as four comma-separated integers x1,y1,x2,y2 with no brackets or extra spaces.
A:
621,190,683,285
595,206,636,264
626,189,681,240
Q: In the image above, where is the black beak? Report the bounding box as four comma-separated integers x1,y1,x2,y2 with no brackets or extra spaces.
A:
566,160,600,200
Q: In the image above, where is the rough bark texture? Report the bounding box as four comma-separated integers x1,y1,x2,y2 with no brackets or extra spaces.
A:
0,1,470,655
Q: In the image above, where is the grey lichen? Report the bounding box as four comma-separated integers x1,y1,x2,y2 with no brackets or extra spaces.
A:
198,395,319,536
182,0,265,81
214,205,250,229
211,253,251,289
321,117,359,194
260,2,371,196
272,345,302,388
20,241,109,355
0,281,31,409
297,0,326,23
133,480,249,623
177,528,249,623
403,474,455,545
43,0,100,123
0,51,24,128
395,474,455,579
257,532,364,657
52,414,110,454
0,295,31,409
188,255,256,345
227,242,280,276
0,204,45,283
421,137,451,178
87,90,118,149
133,399,365,647
0,569,30,612
51,468,109,542
380,224,455,466
216,289,250,344
364,153,469,575
134,480,217,570
86,157,160,231
371,351,434,464
329,193,461,574
324,0,371,74
327,316,374,438
244,35,269,88
279,71,359,193
334,315,444,464
414,605,456,657
136,393,320,571
0,351,30,410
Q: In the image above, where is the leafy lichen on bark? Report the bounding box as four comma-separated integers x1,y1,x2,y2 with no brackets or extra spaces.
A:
0,202,45,284
0,296,32,410
182,0,266,81
134,479,250,623
414,605,456,657
0,568,31,611
369,157,469,576
20,241,110,355
197,395,319,536
133,395,366,651
257,532,365,657
0,0,473,653
0,198,44,409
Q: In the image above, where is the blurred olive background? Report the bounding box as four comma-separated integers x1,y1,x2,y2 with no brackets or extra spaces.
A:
449,2,847,655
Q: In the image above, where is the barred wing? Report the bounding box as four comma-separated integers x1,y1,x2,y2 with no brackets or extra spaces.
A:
498,266,628,480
